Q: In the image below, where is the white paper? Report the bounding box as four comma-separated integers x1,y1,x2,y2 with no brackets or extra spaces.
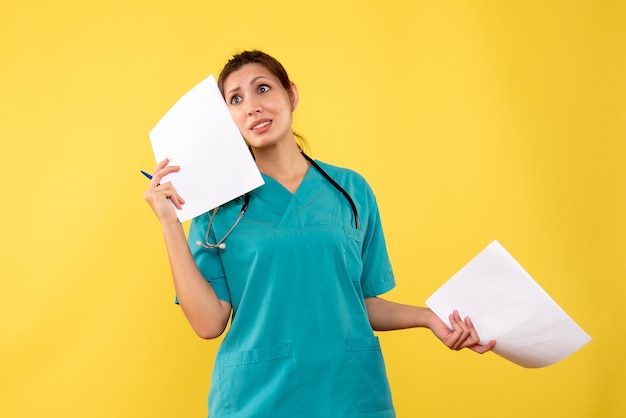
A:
426,241,591,368
149,74,264,222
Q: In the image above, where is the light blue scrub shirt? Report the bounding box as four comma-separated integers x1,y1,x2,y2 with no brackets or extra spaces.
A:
187,160,396,418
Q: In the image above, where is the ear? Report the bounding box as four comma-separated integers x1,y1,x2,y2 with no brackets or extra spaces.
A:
289,82,299,111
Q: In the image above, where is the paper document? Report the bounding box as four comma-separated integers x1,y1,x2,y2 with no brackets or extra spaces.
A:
426,241,591,368
149,74,264,222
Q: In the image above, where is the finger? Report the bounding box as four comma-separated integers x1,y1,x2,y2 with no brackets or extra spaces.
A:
152,166,180,187
150,161,180,186
154,183,185,209
453,310,470,332
452,311,475,349
154,158,170,171
463,316,481,346
447,313,469,350
450,316,479,350
461,316,494,352
469,340,497,354
170,193,186,209
150,158,170,184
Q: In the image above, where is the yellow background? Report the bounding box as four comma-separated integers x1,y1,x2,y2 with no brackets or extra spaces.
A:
1,1,624,417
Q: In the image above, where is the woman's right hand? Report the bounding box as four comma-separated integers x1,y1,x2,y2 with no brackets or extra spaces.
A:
143,158,186,225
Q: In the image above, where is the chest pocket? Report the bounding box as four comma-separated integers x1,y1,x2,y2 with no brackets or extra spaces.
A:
344,226,365,284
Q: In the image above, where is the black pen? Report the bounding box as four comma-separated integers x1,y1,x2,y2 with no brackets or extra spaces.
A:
140,170,153,180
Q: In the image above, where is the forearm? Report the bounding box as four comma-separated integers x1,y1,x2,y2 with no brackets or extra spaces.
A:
161,222,231,339
364,297,437,331
365,297,497,353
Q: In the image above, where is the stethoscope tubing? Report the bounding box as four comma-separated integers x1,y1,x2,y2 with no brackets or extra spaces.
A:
197,152,359,249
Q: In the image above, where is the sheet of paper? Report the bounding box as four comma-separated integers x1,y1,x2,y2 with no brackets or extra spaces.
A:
426,241,591,368
149,74,264,222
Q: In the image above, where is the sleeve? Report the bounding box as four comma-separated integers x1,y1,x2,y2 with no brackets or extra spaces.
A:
357,177,396,298
181,212,232,304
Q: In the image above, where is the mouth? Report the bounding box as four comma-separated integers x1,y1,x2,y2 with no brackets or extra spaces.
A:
250,120,272,131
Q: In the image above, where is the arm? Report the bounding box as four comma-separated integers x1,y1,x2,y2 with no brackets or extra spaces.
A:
144,159,231,339
364,297,495,354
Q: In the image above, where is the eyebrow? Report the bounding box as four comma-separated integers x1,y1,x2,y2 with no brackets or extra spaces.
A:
225,75,271,97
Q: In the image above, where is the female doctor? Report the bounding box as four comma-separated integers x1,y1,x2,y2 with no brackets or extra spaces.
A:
144,50,495,418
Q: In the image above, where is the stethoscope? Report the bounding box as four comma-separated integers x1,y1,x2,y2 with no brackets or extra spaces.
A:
196,152,360,250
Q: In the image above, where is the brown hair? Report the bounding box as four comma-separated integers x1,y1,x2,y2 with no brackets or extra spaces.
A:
218,50,293,101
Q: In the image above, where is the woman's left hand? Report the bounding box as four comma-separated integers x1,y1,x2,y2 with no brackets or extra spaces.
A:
428,309,496,354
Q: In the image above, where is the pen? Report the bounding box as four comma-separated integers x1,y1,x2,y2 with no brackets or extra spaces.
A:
140,170,153,180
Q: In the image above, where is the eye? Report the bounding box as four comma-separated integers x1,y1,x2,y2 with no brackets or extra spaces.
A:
258,84,270,94
230,95,242,105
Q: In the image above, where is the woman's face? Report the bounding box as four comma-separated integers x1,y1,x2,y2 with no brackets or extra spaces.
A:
222,64,298,150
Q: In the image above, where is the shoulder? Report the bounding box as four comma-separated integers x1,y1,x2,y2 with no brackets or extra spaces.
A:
312,159,378,210
313,160,369,188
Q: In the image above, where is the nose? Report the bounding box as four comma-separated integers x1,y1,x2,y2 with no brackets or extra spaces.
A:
246,100,262,116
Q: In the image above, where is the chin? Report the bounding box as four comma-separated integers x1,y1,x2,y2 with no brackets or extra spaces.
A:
246,136,281,149
247,140,278,152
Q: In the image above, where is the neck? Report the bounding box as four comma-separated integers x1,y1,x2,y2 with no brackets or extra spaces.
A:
252,142,309,193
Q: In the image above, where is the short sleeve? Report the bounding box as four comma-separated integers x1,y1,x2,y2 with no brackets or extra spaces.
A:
359,182,395,298
183,212,232,304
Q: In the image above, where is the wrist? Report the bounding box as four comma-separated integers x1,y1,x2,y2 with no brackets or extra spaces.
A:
420,307,440,330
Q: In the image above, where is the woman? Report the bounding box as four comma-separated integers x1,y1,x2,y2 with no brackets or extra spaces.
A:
144,50,495,417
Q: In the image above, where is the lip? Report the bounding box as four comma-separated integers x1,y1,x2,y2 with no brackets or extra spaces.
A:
249,118,272,132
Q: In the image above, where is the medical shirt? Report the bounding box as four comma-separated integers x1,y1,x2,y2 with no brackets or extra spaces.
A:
187,160,396,418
